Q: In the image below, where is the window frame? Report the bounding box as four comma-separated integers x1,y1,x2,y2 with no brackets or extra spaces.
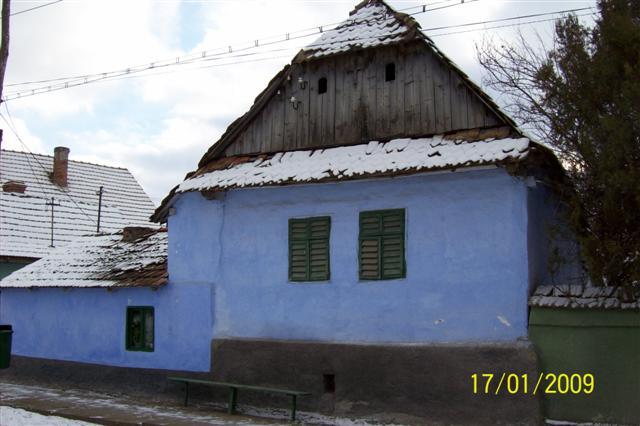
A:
288,216,331,282
358,209,406,281
125,306,155,352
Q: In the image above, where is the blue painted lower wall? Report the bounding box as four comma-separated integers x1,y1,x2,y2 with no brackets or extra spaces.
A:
0,283,212,371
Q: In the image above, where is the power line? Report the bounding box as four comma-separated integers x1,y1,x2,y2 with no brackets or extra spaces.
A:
429,11,595,38
421,7,592,32
2,3,593,101
10,0,63,17
3,0,474,92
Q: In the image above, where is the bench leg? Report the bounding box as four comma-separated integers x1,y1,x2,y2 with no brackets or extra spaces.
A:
184,382,190,407
291,394,297,421
228,387,238,415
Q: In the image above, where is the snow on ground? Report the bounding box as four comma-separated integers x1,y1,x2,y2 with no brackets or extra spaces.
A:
0,406,98,426
0,382,392,426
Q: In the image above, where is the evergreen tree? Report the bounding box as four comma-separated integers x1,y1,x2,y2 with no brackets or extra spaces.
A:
479,0,639,287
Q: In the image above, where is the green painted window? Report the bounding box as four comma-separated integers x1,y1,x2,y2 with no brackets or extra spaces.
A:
289,216,331,281
126,306,154,352
359,209,406,280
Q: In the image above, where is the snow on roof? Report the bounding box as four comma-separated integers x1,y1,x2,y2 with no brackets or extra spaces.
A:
178,136,530,194
0,229,167,288
0,150,157,259
529,285,640,310
303,0,415,59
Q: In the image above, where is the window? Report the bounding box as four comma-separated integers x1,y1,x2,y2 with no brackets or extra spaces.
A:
385,63,396,82
126,306,154,352
359,209,405,280
289,217,331,281
323,374,336,393
318,77,327,94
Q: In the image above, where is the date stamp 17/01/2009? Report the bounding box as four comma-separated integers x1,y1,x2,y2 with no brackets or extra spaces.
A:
471,373,595,395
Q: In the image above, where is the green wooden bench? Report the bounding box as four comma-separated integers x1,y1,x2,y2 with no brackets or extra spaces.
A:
167,376,311,421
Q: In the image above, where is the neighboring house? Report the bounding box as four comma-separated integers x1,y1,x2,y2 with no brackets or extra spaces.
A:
0,228,191,370
0,147,156,278
0,1,579,423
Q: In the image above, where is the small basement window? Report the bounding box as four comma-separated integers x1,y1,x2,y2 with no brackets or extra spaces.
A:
385,63,396,82
126,306,154,352
323,374,336,394
318,77,327,94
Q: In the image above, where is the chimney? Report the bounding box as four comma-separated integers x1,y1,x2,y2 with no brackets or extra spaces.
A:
3,180,27,193
122,226,156,242
52,146,70,187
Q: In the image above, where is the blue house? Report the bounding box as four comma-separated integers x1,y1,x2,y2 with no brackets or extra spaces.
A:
1,1,573,423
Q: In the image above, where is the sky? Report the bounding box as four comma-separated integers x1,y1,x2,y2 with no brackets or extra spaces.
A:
0,0,597,205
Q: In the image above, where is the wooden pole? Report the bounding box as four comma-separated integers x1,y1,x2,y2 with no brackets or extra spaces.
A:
46,196,60,247
96,186,104,233
0,0,11,150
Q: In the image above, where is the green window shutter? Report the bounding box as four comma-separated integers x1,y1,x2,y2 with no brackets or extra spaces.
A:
126,306,154,352
289,217,330,281
359,209,405,280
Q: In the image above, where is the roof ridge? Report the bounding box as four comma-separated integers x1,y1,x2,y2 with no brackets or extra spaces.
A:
1,149,129,171
302,0,422,59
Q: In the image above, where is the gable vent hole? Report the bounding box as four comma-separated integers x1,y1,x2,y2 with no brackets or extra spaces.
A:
323,374,335,394
385,63,396,82
318,77,327,94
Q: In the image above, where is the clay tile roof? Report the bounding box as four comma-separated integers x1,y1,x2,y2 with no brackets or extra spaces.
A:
178,135,532,194
529,285,640,310
0,149,157,259
0,228,167,288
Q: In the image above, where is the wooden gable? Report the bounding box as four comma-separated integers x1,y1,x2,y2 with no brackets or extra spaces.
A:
197,0,517,168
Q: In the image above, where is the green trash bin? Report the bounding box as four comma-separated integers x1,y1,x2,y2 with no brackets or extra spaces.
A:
0,324,13,369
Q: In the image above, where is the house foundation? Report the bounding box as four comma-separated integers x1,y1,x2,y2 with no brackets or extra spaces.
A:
211,338,542,425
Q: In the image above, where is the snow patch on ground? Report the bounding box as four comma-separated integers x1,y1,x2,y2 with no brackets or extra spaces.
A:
0,406,98,426
0,382,392,426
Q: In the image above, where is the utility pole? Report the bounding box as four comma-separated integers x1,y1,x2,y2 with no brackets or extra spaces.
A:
96,186,103,233
0,0,11,150
46,196,60,247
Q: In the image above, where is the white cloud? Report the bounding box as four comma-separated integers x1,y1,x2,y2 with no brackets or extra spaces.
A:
0,115,46,154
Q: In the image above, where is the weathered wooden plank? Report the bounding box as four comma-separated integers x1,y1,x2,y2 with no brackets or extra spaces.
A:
321,58,336,146
296,64,310,149
450,70,469,130
362,51,377,141
375,49,391,137
419,49,436,134
389,49,405,137
334,58,348,143
283,73,297,149
308,63,322,149
271,87,285,152
431,51,447,133
351,64,365,144
483,101,502,127
403,52,418,135
250,105,263,154
467,86,486,129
